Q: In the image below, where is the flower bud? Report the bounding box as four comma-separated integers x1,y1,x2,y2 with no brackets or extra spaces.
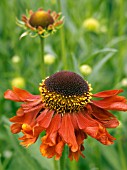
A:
83,18,100,32
44,54,55,65
121,78,127,87
12,55,20,63
11,77,25,88
3,150,12,158
79,64,92,76
29,10,54,28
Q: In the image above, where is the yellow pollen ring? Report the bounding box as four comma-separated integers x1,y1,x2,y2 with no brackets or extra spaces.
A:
39,80,92,114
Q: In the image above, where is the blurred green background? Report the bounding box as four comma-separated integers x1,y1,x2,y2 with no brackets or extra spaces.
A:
0,0,127,170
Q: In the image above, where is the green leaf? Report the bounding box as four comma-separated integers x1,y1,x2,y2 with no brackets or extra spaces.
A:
99,145,121,170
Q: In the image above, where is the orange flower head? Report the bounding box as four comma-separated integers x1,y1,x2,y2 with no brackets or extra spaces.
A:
17,8,64,38
4,71,127,161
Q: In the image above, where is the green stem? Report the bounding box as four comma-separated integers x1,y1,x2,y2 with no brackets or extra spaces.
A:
53,158,59,170
70,160,78,170
57,0,67,70
40,37,45,78
118,138,127,170
0,154,4,170
60,148,66,170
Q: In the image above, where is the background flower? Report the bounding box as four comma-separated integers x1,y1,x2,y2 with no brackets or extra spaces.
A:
44,53,56,65
17,8,64,38
83,18,100,32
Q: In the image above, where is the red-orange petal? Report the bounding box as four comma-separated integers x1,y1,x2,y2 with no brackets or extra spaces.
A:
75,112,116,145
21,98,42,109
74,112,98,129
4,89,20,101
55,140,65,160
93,89,123,98
40,143,56,158
68,144,85,161
92,96,127,111
4,87,40,102
58,114,78,152
45,114,61,146
90,104,119,128
10,104,42,124
10,123,22,134
16,108,24,116
37,110,54,128
19,136,37,147
13,87,40,101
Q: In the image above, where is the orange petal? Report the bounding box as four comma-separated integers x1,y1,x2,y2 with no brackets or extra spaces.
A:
75,112,116,145
4,89,20,101
92,96,127,111
90,104,119,128
59,114,78,152
21,98,42,109
55,140,65,160
19,136,37,147
10,123,22,134
75,112,98,129
13,87,40,101
10,104,43,125
93,89,123,98
45,114,61,145
40,143,56,158
4,87,40,102
37,110,54,128
68,144,85,161
16,108,24,116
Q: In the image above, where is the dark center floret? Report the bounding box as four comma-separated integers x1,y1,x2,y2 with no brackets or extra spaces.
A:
39,71,92,114
45,71,89,96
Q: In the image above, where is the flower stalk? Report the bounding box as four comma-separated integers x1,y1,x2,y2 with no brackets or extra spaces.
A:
40,37,45,78
53,158,59,170
60,147,66,170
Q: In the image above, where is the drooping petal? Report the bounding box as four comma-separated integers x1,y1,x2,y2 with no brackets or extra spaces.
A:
10,104,43,125
37,110,54,128
13,87,40,101
74,112,99,129
75,112,116,145
59,114,78,152
4,87,40,102
93,89,123,98
16,108,24,116
68,144,85,161
40,142,56,158
45,114,61,146
68,130,87,161
92,95,127,111
19,135,37,147
21,98,42,109
55,140,65,160
4,89,20,102
40,135,65,160
10,123,22,134
90,104,119,128
19,124,43,147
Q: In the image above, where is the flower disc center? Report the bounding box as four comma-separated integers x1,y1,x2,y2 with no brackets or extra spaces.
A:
29,10,54,28
45,71,89,96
